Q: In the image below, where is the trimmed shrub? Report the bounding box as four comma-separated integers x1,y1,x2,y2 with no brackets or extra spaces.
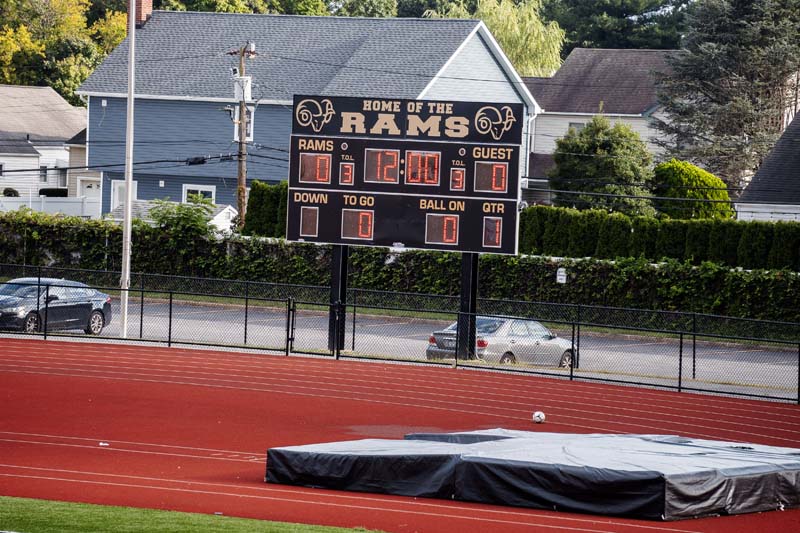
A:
595,212,631,259
242,180,287,237
653,159,734,219
2,187,19,197
629,216,659,259
684,219,714,263
767,222,800,270
655,219,687,261
737,221,774,270
567,209,604,257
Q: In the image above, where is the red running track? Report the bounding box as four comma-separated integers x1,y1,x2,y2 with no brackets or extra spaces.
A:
1,337,799,533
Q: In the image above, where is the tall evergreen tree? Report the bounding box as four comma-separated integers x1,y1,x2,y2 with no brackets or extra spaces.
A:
655,0,800,189
542,0,690,57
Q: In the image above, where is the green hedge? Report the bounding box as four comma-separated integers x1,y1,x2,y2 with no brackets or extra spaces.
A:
242,180,287,237
0,210,798,323
518,206,800,270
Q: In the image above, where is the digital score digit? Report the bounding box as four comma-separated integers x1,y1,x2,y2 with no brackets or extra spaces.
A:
339,162,354,185
405,151,440,186
341,209,374,240
299,153,332,184
425,213,459,246
482,216,502,248
450,168,465,191
364,149,400,183
474,161,508,193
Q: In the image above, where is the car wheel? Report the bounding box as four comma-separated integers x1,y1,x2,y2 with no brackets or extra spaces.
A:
559,350,573,368
23,312,40,333
85,310,105,335
499,352,516,364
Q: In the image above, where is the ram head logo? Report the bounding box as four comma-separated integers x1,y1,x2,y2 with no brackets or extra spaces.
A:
474,106,516,140
295,98,335,132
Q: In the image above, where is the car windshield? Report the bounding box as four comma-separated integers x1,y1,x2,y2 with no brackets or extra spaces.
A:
0,283,38,298
445,317,504,334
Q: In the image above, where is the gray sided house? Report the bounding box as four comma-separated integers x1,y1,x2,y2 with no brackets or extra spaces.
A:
77,9,538,216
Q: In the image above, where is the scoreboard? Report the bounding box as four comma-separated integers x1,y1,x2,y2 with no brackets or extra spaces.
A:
285,95,524,254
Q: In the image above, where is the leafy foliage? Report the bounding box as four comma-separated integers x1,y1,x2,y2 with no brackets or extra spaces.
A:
549,115,656,216
542,0,690,57
654,0,800,187
242,180,287,237
426,0,564,76
653,159,733,219
335,0,398,17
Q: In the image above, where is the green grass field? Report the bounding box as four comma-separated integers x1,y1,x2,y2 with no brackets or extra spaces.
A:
0,496,379,533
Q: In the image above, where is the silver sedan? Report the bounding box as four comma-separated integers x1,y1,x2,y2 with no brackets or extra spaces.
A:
426,317,574,367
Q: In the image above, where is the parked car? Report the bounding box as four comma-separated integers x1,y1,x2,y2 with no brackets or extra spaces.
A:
0,278,112,335
426,316,573,367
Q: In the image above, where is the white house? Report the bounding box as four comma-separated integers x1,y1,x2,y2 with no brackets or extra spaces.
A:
0,85,86,200
524,48,674,203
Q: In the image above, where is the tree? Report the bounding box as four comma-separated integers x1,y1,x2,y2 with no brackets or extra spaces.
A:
90,11,127,55
548,115,656,216
426,0,564,76
542,0,690,57
397,0,463,17
653,159,733,219
335,0,397,17
0,25,44,85
655,0,800,189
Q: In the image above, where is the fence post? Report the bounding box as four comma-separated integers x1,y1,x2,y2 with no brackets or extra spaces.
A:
797,343,799,405
36,274,42,330
333,301,342,360
43,284,50,340
167,291,173,347
285,297,294,356
139,274,145,339
570,320,576,381
576,305,582,370
351,289,357,352
244,281,249,346
692,313,697,380
678,332,684,393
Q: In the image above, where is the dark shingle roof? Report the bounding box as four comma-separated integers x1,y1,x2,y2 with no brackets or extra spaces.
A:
740,118,800,204
524,48,675,115
0,135,40,155
79,12,480,101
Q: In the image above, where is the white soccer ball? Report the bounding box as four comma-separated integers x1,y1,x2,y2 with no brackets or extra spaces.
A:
532,411,546,424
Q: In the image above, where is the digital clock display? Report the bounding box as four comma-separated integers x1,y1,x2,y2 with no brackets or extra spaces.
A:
342,209,374,240
364,149,400,183
405,151,440,186
450,168,465,191
299,153,332,184
474,161,508,193
425,213,459,245
339,162,354,185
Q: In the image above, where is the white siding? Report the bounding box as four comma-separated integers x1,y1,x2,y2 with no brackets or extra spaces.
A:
67,145,100,197
532,113,665,155
423,32,523,104
0,153,40,197
736,203,800,222
35,145,70,189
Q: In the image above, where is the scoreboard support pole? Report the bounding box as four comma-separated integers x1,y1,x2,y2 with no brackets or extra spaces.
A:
457,252,479,361
328,244,349,355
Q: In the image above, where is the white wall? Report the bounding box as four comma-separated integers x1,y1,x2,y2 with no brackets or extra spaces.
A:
736,203,800,222
0,153,40,197
532,113,665,155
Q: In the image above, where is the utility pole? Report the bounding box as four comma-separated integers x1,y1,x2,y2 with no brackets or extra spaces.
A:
120,0,137,338
228,42,256,228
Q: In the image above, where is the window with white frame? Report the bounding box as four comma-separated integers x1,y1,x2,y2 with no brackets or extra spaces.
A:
568,122,585,133
39,166,48,182
182,184,216,203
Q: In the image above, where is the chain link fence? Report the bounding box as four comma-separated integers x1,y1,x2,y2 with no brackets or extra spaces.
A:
1,263,797,403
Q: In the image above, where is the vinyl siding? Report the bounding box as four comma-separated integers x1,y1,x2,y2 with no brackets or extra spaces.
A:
0,153,40,197
532,113,664,154
89,97,291,213
423,32,524,105
67,145,101,197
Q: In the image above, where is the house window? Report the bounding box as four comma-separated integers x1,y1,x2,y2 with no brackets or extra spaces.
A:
568,122,585,133
39,166,48,182
182,184,216,203
57,168,67,188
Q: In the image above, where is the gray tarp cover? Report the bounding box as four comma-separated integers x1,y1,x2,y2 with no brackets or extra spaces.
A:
266,429,800,520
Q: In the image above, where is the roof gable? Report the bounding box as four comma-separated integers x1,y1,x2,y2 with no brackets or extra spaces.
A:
740,117,800,204
0,85,85,142
79,12,481,102
524,48,675,115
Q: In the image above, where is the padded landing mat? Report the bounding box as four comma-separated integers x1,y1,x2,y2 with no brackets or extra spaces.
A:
266,429,800,520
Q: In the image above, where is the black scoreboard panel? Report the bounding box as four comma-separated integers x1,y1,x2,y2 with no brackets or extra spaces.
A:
287,191,518,253
285,95,524,255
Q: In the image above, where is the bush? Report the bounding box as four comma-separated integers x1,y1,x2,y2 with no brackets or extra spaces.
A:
38,188,68,197
767,223,800,270
595,212,631,259
655,219,687,261
653,159,734,219
242,180,287,237
628,216,659,258
2,187,19,197
737,221,773,270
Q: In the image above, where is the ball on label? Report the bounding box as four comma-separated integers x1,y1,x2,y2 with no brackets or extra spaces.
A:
532,411,546,424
